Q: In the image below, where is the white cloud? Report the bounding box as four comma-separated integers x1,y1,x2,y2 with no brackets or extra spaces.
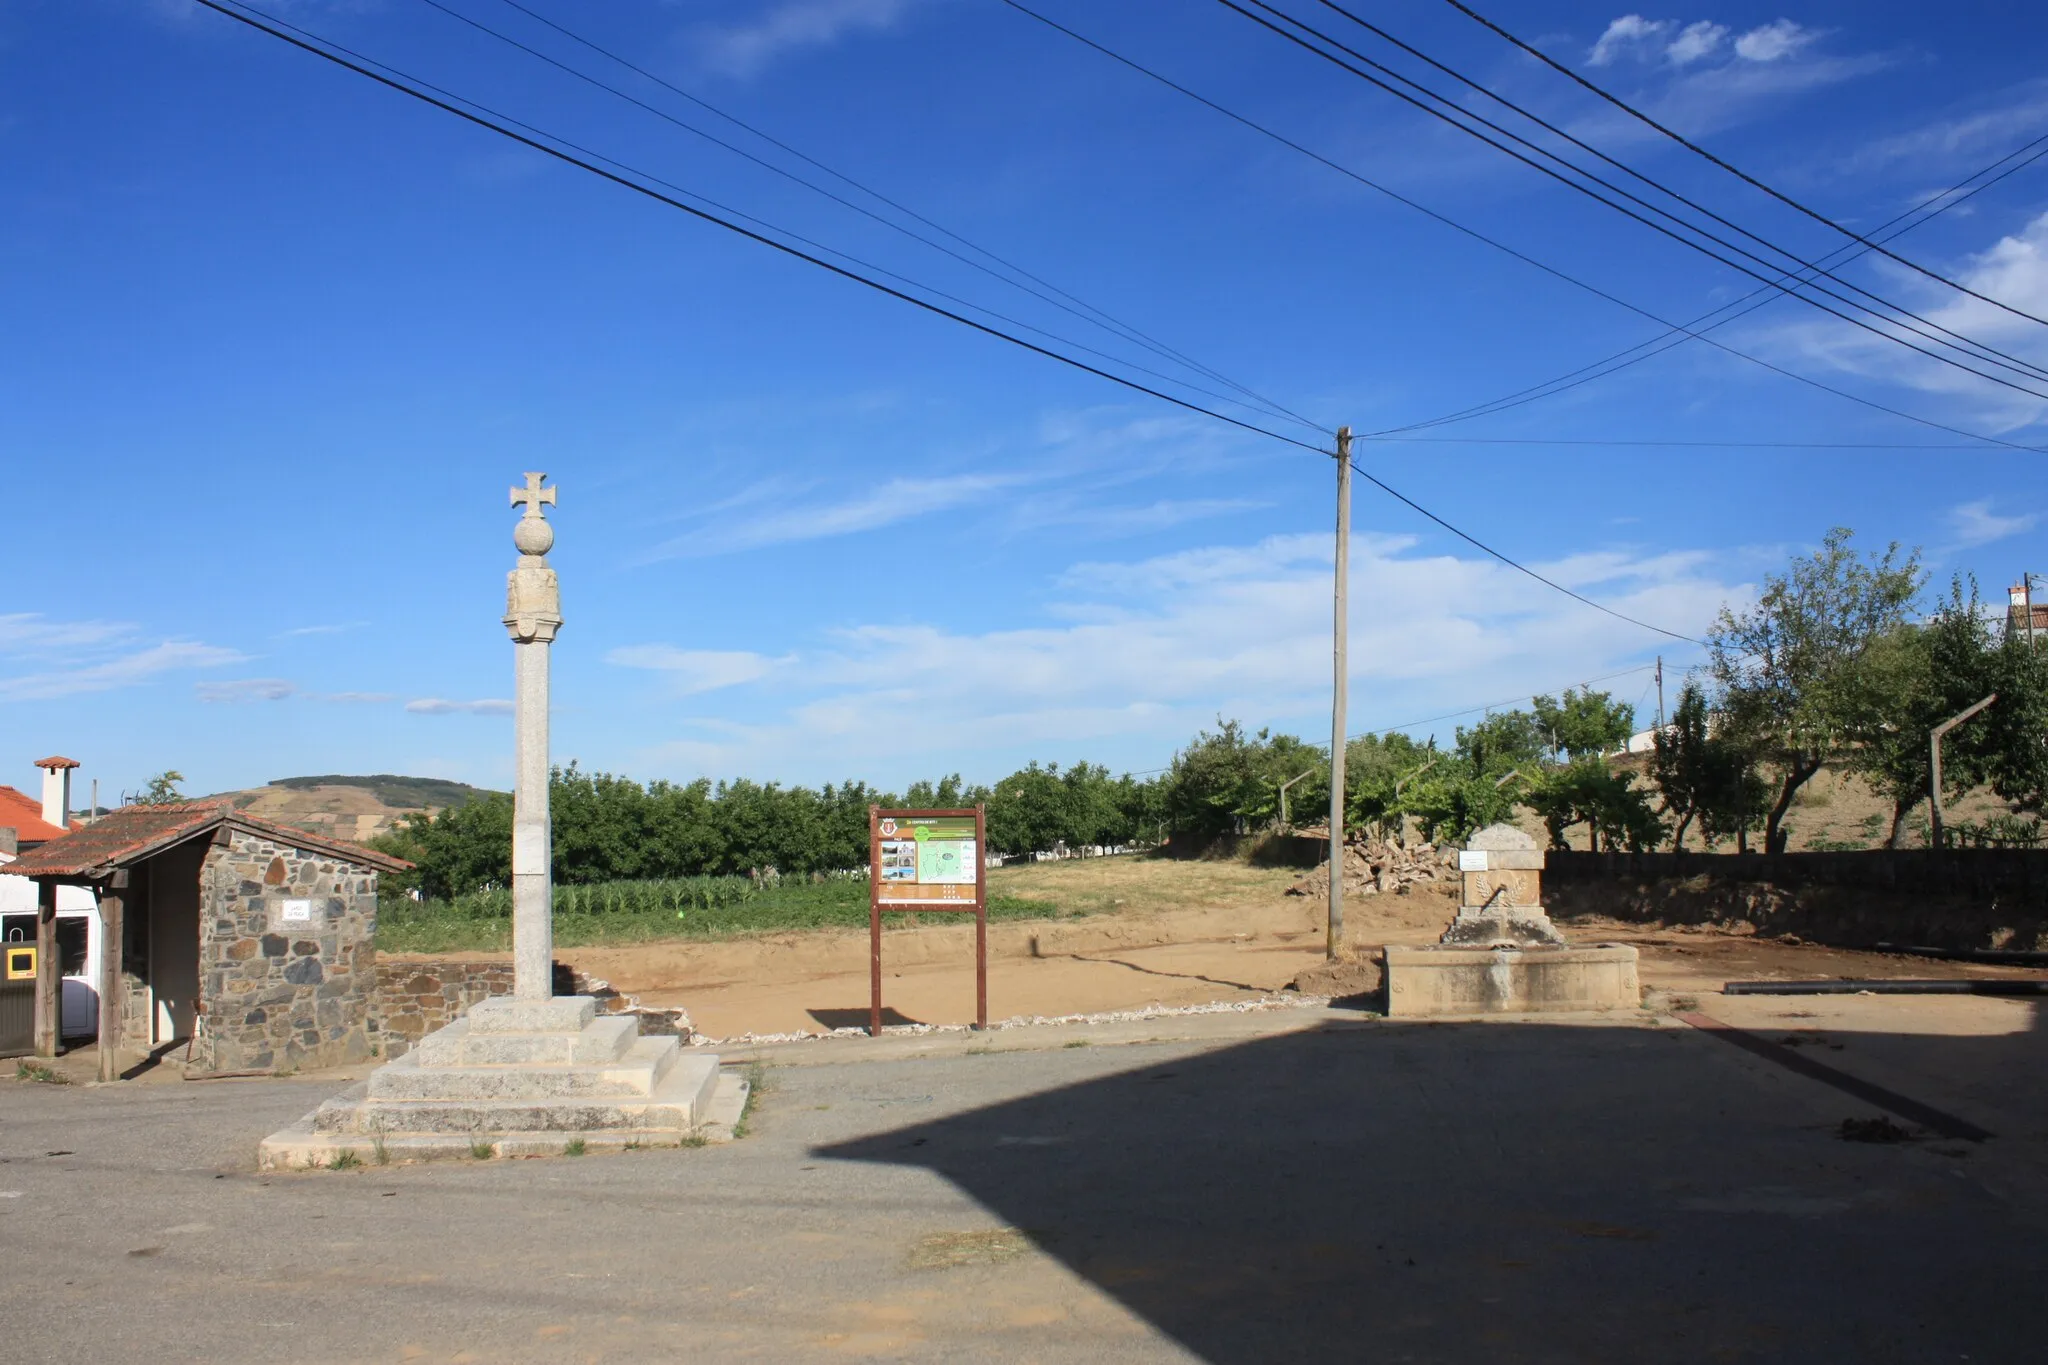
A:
697,0,924,78
196,678,296,703
275,621,366,638
1734,19,1815,62
1588,15,1670,66
625,531,1745,784
644,472,1020,559
606,647,786,695
0,641,248,703
0,613,132,656
406,698,514,716
1945,500,2039,550
1835,84,2048,181
1666,20,1727,65
1759,210,2048,430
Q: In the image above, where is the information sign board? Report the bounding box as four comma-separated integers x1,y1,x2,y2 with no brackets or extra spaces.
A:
869,806,988,1034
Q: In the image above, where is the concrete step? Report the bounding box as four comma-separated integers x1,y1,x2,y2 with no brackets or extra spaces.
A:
412,1014,640,1068
365,1035,681,1102
314,1053,721,1136
258,1069,746,1169
465,995,598,1034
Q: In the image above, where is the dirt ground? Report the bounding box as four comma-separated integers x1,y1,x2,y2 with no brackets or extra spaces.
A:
416,853,2048,1040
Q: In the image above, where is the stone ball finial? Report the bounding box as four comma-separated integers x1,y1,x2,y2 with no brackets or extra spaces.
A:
513,517,555,557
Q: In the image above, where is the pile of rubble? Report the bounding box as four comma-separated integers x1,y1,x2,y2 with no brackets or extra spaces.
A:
1286,836,1458,900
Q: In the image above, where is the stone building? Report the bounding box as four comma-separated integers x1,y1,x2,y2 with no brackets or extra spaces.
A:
1,800,409,1076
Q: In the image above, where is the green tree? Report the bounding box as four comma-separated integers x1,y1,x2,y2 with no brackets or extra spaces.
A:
1532,688,1637,761
1709,527,1924,853
1842,583,2003,846
136,770,186,806
1527,759,1665,852
1650,682,1765,850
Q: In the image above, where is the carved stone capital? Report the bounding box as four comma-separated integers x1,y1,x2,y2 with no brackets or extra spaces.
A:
504,560,564,642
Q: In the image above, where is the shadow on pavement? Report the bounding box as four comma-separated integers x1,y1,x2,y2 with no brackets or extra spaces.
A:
821,1012,2048,1362
808,1006,924,1030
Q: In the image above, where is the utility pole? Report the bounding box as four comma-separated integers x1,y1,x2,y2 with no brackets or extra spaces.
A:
1930,693,1997,849
1328,426,1351,962
2027,573,2037,653
1655,656,1665,733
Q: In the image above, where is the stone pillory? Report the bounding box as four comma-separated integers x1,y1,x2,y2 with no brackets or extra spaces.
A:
257,473,737,1168
0,801,410,1076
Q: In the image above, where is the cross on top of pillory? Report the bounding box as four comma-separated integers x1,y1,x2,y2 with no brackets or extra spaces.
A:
511,471,556,519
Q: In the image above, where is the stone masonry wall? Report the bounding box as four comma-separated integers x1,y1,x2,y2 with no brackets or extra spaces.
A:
369,960,690,1057
370,960,518,1059
187,830,381,1076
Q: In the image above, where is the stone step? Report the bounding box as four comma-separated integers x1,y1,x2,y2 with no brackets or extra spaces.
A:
465,995,598,1034
413,1014,639,1068
314,1053,721,1136
365,1035,680,1102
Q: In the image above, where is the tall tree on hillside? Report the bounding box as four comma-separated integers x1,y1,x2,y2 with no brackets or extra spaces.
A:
1533,688,1637,761
1708,527,1923,853
1650,682,1768,850
1843,582,2001,846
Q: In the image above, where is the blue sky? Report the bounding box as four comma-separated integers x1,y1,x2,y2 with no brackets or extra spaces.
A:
4,0,2046,800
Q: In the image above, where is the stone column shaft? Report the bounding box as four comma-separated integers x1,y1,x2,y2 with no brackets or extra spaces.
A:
511,638,553,999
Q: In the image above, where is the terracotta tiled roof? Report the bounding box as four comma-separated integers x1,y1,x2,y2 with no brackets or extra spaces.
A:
33,756,80,770
0,785,72,844
0,799,411,879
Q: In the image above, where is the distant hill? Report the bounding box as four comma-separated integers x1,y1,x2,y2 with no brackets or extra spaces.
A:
209,774,501,846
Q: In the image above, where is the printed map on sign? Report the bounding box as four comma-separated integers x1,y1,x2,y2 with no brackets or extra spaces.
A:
874,813,980,904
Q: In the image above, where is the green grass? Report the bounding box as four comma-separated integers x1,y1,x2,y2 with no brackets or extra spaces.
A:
328,1149,363,1171
469,1138,495,1160
15,1060,69,1084
563,1138,587,1157
374,875,1072,953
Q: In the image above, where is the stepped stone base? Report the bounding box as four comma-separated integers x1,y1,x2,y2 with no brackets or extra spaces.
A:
1383,944,1641,1018
258,995,737,1170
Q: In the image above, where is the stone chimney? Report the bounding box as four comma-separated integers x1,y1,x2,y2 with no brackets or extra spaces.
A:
34,756,79,830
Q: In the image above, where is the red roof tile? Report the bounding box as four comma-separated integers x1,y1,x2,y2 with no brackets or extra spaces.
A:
0,785,72,843
0,800,411,879
33,756,80,770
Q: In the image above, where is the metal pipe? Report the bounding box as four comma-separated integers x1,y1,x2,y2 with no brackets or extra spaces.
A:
1723,978,2048,996
1929,693,1996,849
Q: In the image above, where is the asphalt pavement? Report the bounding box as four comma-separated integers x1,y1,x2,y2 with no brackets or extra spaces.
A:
3,1002,2046,1363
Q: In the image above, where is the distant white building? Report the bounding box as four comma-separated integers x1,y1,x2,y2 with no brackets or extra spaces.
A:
0,756,101,1039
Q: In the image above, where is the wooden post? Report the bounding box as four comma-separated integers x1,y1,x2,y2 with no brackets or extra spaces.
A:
33,880,59,1058
98,871,127,1083
974,802,988,1031
869,806,883,1038
1328,426,1351,961
1930,694,1997,848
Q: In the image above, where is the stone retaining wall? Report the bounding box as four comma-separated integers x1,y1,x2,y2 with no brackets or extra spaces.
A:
1543,848,2048,951
370,960,688,1058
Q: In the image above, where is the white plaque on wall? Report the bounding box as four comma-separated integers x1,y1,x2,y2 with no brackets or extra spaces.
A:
280,898,313,923
1457,850,1489,872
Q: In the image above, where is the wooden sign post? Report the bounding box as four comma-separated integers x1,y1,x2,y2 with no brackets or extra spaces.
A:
869,805,988,1037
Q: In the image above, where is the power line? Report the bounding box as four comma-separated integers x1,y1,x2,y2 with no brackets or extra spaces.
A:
1000,0,2048,453
1346,455,1703,645
1351,664,1660,739
1438,0,2048,332
1217,0,2048,402
412,0,1322,432
1374,438,2014,449
1303,0,2048,386
1381,130,2048,437
190,0,1325,451
194,0,1710,648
